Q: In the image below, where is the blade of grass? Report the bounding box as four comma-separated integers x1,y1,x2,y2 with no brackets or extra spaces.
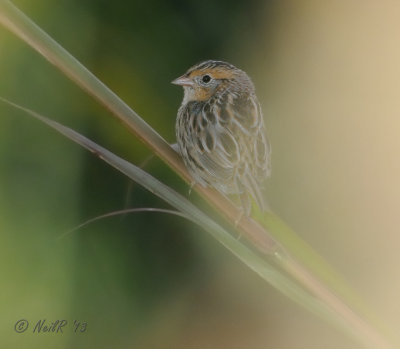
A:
0,96,395,349
256,210,398,346
0,0,277,255
58,207,191,240
0,96,346,333
0,2,396,348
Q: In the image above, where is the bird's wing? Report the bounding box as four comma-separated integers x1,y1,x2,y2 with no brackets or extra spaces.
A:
225,93,271,210
188,93,270,205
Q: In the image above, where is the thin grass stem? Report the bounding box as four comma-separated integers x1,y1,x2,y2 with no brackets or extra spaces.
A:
0,2,396,348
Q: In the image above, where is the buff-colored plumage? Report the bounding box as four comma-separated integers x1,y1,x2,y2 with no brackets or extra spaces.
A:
172,60,271,215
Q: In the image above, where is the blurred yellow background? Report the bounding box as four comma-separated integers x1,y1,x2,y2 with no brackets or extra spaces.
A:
0,1,399,348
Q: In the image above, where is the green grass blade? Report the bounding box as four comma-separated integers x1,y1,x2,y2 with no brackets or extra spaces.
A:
0,96,349,335
0,0,278,255
0,2,397,347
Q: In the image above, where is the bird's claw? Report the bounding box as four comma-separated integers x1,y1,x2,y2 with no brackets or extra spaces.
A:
188,181,196,195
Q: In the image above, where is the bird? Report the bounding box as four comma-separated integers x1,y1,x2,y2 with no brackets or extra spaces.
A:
172,60,271,216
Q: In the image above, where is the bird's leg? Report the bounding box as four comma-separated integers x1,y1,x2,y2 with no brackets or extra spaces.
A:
234,209,244,228
188,181,196,195
170,143,196,195
233,193,252,238
171,142,194,195
233,193,249,239
239,192,251,217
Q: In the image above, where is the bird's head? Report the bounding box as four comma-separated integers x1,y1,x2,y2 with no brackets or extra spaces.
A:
172,60,254,104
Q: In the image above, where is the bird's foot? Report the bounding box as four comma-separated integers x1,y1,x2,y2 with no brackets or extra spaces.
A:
234,210,244,229
188,181,196,195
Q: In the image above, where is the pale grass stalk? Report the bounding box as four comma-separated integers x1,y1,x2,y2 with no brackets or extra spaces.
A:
0,2,396,348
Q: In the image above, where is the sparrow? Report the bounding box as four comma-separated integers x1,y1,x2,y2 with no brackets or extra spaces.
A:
172,60,270,215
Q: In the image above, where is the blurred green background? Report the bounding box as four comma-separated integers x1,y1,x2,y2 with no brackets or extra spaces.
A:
1,1,399,348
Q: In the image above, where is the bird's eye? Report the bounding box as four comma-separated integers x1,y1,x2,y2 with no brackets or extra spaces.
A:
201,75,211,84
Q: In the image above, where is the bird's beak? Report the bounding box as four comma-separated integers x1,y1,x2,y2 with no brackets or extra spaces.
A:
171,75,193,87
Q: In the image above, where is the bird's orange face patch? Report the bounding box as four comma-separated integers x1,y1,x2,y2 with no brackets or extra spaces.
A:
188,67,235,80
193,88,212,101
187,67,235,101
